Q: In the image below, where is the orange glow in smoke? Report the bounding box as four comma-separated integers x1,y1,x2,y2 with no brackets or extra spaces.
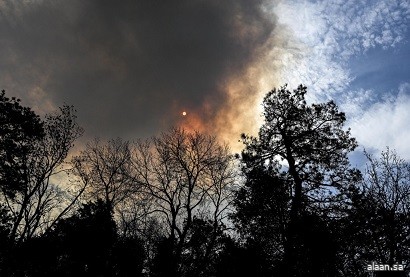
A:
177,110,206,134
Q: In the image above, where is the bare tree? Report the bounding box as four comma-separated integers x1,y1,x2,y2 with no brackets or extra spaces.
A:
131,128,237,271
0,105,84,242
340,148,410,276
71,138,135,210
363,148,410,265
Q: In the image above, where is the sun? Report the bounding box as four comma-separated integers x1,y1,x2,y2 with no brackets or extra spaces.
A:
182,111,187,116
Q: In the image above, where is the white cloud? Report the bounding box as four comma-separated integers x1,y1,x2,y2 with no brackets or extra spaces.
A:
268,0,410,160
272,0,410,99
338,88,376,118
273,0,351,98
349,83,410,160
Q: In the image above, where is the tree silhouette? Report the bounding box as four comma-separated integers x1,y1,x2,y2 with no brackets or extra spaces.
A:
214,237,270,277
0,89,44,198
72,138,134,210
0,89,85,275
44,200,117,276
112,235,146,277
150,236,178,277
3,85,410,276
238,84,360,276
132,128,236,276
232,167,290,274
179,217,229,277
4,105,83,242
339,148,410,276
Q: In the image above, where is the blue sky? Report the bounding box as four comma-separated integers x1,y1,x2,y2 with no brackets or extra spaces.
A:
0,0,409,162
273,0,410,161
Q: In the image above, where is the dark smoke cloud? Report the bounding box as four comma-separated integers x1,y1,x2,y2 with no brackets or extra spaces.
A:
0,0,276,143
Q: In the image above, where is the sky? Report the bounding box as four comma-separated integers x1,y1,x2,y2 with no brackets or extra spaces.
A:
1,0,409,163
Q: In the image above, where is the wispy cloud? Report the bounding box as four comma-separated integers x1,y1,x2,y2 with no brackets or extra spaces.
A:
273,0,410,98
271,0,410,160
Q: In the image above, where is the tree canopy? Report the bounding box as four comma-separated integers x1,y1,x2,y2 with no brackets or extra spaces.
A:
236,84,362,276
240,84,360,217
1,86,409,276
0,89,44,198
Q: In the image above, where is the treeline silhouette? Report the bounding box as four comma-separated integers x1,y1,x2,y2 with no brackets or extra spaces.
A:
0,86,409,277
